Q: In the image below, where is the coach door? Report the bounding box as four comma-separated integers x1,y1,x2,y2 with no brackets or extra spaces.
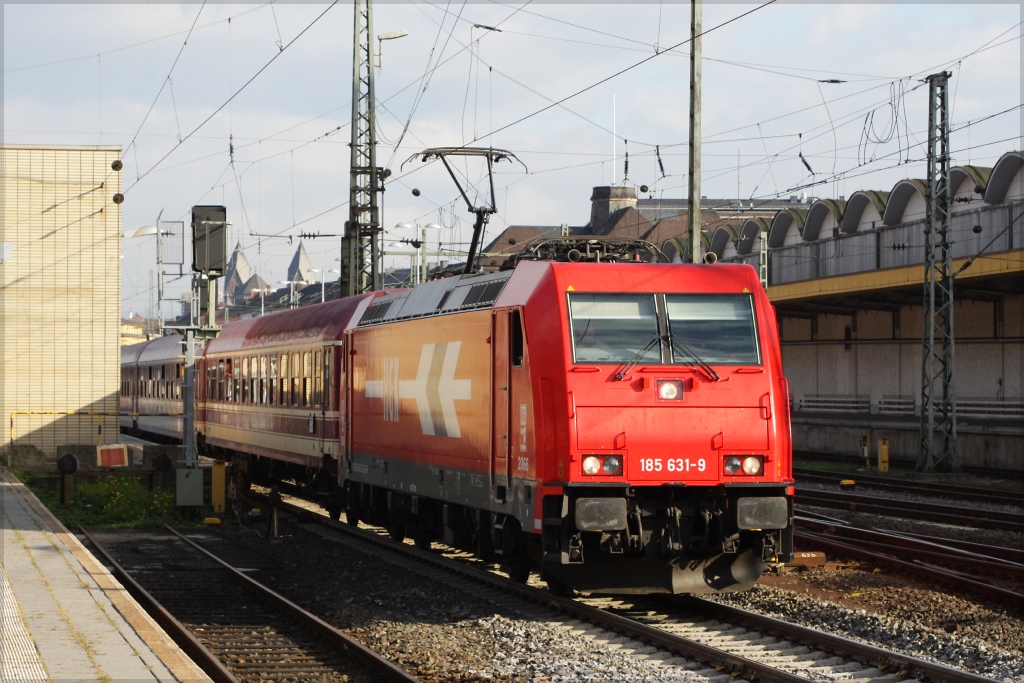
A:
492,310,513,502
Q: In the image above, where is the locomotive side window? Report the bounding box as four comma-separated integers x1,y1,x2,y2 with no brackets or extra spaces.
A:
511,309,525,368
666,294,760,365
569,294,660,364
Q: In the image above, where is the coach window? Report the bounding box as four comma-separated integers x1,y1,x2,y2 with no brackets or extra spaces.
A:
292,353,301,406
323,349,331,410
303,351,312,407
314,350,323,407
242,357,250,403
259,356,267,405
229,358,237,402
280,354,289,406
218,360,226,401
269,355,278,405
248,357,256,404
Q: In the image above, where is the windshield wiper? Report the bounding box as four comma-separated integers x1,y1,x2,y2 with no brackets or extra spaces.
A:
669,334,721,382
614,333,663,381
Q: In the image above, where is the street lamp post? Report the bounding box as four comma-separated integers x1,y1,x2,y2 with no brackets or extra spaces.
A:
251,287,272,316
277,280,306,309
310,268,340,302
124,209,174,332
395,222,441,284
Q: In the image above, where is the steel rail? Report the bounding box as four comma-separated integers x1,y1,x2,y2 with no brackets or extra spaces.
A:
269,501,810,683
797,517,1024,572
674,596,1000,683
795,529,1024,609
78,526,241,683
162,525,421,683
795,468,1023,506
796,489,1024,532
270,495,1000,683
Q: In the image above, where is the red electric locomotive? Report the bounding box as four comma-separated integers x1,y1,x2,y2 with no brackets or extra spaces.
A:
342,243,794,594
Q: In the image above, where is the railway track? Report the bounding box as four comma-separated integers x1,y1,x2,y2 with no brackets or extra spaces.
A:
793,515,1024,608
795,467,1024,507
260,493,1000,683
79,526,419,683
796,488,1024,533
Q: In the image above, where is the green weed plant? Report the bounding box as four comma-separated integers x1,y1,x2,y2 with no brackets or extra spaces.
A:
33,475,199,529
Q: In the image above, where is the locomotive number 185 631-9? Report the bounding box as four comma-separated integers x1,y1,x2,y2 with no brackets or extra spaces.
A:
639,457,707,473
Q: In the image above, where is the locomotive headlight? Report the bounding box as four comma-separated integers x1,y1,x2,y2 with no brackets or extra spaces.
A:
602,455,622,476
657,379,683,400
724,455,764,476
582,454,623,476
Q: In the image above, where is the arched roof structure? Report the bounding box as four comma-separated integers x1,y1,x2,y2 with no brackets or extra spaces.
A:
950,165,992,197
985,151,1024,204
710,224,740,258
840,191,888,233
882,179,927,225
767,209,806,248
802,199,846,241
737,217,771,255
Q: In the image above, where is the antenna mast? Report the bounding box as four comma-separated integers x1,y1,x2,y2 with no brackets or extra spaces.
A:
341,0,382,295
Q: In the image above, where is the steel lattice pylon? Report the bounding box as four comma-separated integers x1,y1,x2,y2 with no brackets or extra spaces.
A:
918,71,960,473
340,0,381,296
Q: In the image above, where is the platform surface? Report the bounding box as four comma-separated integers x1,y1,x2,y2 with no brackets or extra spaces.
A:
0,469,211,682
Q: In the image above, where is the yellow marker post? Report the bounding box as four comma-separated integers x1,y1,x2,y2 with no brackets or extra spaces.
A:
877,438,890,473
211,461,226,514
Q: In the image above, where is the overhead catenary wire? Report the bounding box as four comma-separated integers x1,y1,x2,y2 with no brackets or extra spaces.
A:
124,0,341,196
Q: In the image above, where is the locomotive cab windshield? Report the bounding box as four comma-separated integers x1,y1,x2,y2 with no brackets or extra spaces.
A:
569,292,761,367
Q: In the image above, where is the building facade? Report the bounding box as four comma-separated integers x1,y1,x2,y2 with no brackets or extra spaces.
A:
1,144,123,467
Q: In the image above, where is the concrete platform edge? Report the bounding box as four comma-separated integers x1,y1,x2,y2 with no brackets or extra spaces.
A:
1,467,212,683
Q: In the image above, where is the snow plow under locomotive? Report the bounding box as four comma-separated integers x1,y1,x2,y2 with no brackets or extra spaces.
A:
122,239,794,595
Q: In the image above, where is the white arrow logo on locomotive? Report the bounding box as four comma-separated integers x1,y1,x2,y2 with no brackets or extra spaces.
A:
365,342,472,437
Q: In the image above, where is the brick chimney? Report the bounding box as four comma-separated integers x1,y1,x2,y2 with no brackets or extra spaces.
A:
590,185,638,229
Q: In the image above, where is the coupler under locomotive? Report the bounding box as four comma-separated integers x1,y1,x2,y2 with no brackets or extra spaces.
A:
534,485,793,594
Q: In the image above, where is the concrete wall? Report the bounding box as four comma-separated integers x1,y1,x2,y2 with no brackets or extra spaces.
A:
781,293,1023,471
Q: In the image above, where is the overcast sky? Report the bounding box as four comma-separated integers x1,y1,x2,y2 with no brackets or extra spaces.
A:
3,2,1020,316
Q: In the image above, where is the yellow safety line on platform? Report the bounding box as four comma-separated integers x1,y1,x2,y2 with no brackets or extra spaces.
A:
768,249,1024,303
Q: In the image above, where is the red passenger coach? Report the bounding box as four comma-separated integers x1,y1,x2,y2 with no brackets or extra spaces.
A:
344,253,794,594
197,293,380,487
